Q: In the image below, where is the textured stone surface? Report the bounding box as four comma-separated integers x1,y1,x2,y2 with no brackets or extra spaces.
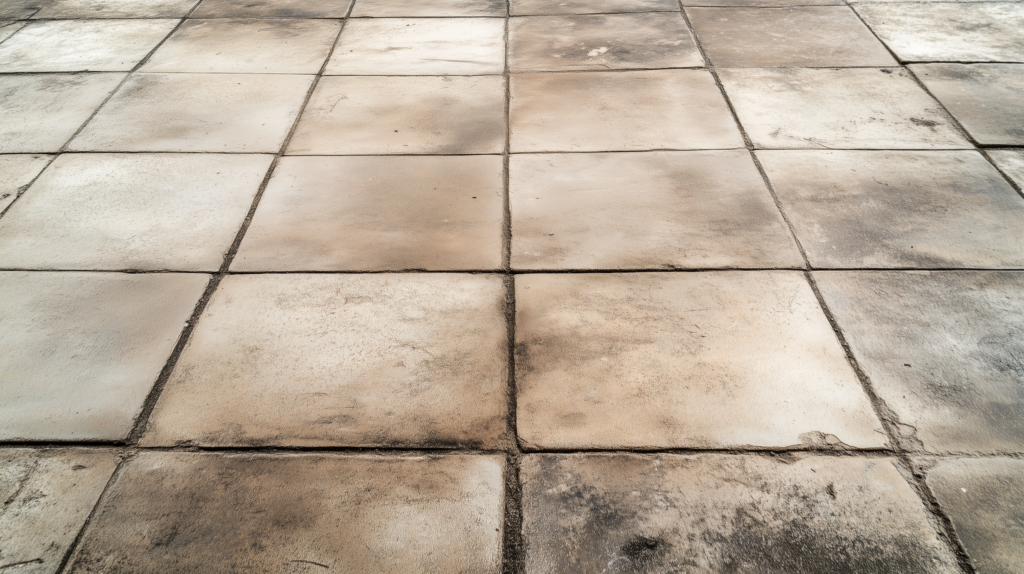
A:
0,20,26,42
683,0,842,5
911,64,1024,146
0,154,51,214
191,0,353,18
0,19,176,72
31,0,197,18
511,0,678,15
353,0,505,16
989,149,1024,189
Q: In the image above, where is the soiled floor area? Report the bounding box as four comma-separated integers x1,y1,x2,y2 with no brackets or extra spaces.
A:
1,0,1024,571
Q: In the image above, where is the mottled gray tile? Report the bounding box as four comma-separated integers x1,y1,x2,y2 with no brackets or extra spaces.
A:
0,0,53,19
911,64,1024,146
511,0,678,15
353,0,506,16
191,0,352,17
32,0,197,18
989,149,1024,189
0,19,176,72
0,154,51,214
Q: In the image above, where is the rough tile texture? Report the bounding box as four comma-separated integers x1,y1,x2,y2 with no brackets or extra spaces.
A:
759,151,1024,268
0,20,176,72
0,272,207,441
511,70,743,152
32,0,198,18
0,154,51,214
511,0,679,15
67,452,504,574
719,68,969,149
352,0,506,17
509,151,802,269
0,20,26,42
144,274,508,448
816,271,1024,453
515,272,885,450
0,0,53,18
989,149,1024,189
191,0,353,18
233,156,503,271
911,64,1024,146
522,453,959,573
0,449,119,574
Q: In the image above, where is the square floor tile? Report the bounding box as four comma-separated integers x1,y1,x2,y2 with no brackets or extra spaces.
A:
515,272,884,450
509,13,702,72
510,151,802,269
143,18,341,74
191,0,352,17
687,7,895,67
326,18,504,75
353,0,506,17
855,3,1024,62
32,0,198,18
0,449,119,574
0,20,177,72
0,74,124,153
510,70,742,152
69,73,312,152
288,76,505,154
67,452,504,574
522,454,959,573
143,274,508,448
0,272,207,441
0,154,270,271
719,68,969,149
759,151,1024,268
989,149,1024,189
0,0,53,18
233,156,503,271
816,271,1024,453
511,0,678,15
911,64,1024,146
0,154,51,214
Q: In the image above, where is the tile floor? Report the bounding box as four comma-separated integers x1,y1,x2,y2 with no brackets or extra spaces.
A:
0,0,1021,572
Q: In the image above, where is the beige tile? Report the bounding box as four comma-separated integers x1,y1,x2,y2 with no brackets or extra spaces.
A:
683,0,842,4
326,18,504,75
143,18,341,74
511,0,678,15
0,272,207,441
191,0,352,18
687,7,896,67
760,151,1024,268
0,154,51,214
353,0,505,17
719,68,969,149
0,20,26,42
911,64,1024,146
510,70,743,152
0,0,53,18
0,449,119,574
855,3,1024,62
288,75,505,154
0,20,176,72
69,73,312,152
510,151,802,269
0,74,124,153
233,156,503,271
143,274,508,448
67,452,504,574
816,271,1024,453
989,149,1024,189
32,0,197,17
522,453,959,573
515,272,885,450
509,13,702,72
0,154,269,271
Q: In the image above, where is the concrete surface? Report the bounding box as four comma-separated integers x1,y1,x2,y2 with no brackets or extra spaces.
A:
0,19,177,72
911,64,1024,146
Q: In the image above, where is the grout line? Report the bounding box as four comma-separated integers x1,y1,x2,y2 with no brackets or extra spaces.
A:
979,149,1024,201
2,266,1024,275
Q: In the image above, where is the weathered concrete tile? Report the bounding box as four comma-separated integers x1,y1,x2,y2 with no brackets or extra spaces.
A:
32,0,197,18
510,151,802,269
67,452,504,574
353,0,506,17
233,156,503,271
509,13,702,72
0,154,269,271
719,68,969,149
924,457,1024,574
510,70,742,152
69,73,312,152
682,0,842,4
522,453,960,573
0,20,26,41
760,151,1024,268
0,449,119,574
191,0,352,18
687,7,896,67
0,20,176,72
816,271,1024,453
326,18,504,75
515,272,884,449
911,64,1024,146
288,76,505,154
0,272,207,441
143,18,341,74
143,274,508,448
511,0,678,15
0,74,124,153
989,149,1024,189
0,0,53,19
0,154,51,214
855,3,1024,62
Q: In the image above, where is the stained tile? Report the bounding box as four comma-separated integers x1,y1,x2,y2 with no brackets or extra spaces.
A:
0,154,270,271
67,452,504,574
352,0,506,17
515,272,884,450
191,0,352,18
0,272,207,441
0,154,51,214
511,0,678,15
989,149,1024,189
143,274,508,448
510,70,742,152
233,156,503,271
759,151,1024,268
911,64,1024,146
0,0,53,19
0,20,176,72
32,0,197,18
719,68,968,149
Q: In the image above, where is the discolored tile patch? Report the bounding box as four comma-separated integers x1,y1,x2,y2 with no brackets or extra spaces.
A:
353,0,506,17
911,64,1024,146
143,274,508,448
0,449,119,574
0,19,176,72
515,272,885,450
989,149,1024,189
31,0,198,18
0,0,53,19
0,154,51,214
759,151,1024,268
509,151,802,269
191,0,353,18
816,271,1024,453
522,453,960,574
0,272,207,441
67,452,504,574
511,0,678,15
233,155,503,271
